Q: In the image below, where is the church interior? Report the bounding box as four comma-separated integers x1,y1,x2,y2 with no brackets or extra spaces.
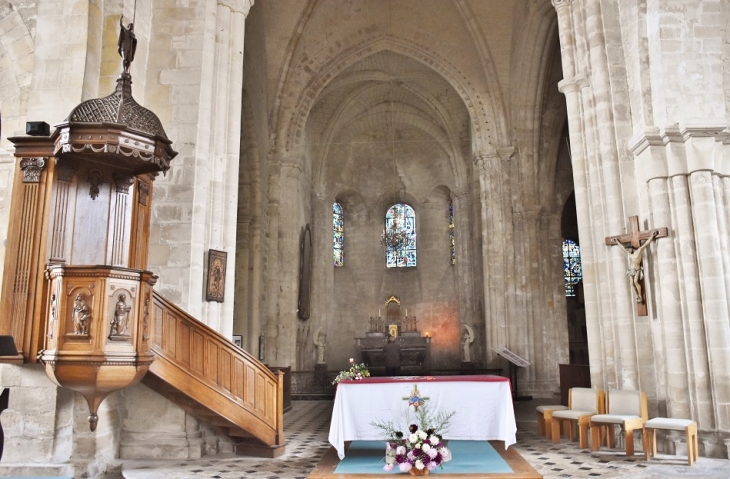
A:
1,0,730,477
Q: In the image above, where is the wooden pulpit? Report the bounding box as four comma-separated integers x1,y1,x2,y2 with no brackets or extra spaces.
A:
1,39,176,429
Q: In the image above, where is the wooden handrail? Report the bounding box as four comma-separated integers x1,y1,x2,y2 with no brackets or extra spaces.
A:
149,291,284,448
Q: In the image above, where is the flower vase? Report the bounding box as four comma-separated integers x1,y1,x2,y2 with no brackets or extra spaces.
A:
409,468,429,476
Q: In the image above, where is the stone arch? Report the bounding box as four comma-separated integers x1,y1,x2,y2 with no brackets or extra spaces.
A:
313,77,468,193
275,33,508,156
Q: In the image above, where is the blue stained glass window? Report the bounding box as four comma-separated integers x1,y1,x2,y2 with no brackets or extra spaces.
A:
449,200,455,265
385,204,416,268
563,239,582,296
333,203,343,267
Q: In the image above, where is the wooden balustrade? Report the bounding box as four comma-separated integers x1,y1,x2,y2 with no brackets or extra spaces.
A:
149,291,284,453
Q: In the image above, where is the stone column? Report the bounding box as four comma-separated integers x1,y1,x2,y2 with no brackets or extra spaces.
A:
195,0,253,333
474,151,506,364
265,153,307,369
451,190,479,361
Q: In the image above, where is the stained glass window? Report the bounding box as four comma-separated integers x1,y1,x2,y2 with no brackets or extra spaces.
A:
333,203,343,267
385,204,416,268
563,239,582,296
449,200,455,265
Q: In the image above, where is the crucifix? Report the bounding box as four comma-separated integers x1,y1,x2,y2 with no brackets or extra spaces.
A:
605,216,668,316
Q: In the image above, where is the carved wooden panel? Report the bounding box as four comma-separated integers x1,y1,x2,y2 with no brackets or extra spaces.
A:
0,139,58,360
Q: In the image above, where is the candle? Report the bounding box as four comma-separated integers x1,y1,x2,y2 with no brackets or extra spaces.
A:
405,309,408,317
378,309,381,317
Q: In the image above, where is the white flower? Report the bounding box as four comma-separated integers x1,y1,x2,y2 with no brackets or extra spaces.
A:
422,443,431,452
349,358,354,363
418,430,428,440
409,433,418,443
396,446,406,455
415,460,425,470
428,435,440,444
439,446,452,462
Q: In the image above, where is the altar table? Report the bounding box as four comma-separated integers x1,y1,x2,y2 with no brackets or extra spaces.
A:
328,375,517,459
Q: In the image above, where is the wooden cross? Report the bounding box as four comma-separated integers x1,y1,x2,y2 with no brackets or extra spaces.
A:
605,216,668,316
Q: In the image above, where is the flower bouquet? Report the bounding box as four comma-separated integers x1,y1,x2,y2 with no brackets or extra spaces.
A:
372,405,454,475
332,358,371,384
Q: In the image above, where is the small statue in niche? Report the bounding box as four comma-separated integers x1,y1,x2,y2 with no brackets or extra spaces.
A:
313,328,326,364
72,293,91,335
110,294,132,337
462,324,475,362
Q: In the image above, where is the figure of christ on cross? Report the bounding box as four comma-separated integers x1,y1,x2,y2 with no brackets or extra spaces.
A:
605,216,668,316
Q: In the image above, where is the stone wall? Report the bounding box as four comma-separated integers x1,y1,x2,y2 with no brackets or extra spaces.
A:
553,0,730,456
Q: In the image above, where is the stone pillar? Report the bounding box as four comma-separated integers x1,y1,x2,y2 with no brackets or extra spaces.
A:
265,153,307,369
451,190,479,362
474,151,506,364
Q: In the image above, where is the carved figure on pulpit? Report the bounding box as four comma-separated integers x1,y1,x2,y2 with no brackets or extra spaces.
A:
313,328,326,364
462,324,474,362
110,294,131,337
72,293,90,335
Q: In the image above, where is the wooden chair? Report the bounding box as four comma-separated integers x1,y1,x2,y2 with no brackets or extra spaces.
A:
551,388,604,448
590,390,648,456
643,418,698,465
536,405,568,440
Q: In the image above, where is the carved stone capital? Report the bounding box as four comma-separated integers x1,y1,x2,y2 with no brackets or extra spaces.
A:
558,74,590,95
19,157,47,183
218,0,254,15
551,0,573,10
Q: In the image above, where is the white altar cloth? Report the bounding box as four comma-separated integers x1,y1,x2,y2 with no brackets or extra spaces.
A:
328,375,517,459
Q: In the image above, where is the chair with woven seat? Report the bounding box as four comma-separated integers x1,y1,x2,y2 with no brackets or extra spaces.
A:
536,404,568,440
551,388,604,448
590,390,648,456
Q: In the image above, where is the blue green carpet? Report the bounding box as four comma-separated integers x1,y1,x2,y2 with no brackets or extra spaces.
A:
333,441,513,475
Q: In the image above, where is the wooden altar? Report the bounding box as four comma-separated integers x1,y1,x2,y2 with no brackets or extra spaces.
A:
354,296,430,375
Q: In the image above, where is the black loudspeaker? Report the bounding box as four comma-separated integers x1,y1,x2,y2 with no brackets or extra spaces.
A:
26,121,50,136
0,336,18,356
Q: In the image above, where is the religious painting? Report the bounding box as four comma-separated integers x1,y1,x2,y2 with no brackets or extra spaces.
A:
232,335,242,348
205,249,227,302
298,224,313,320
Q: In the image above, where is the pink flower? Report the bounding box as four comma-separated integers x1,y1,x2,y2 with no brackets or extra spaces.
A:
427,462,438,471
383,464,395,471
399,462,412,472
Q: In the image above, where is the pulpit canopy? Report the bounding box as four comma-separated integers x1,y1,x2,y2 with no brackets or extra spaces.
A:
51,72,177,175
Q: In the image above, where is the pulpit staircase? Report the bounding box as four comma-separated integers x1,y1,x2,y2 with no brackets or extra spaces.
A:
142,291,285,457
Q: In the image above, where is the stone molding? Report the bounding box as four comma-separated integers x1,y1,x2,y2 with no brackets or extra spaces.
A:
551,0,574,9
628,122,730,179
557,74,590,95
217,0,254,15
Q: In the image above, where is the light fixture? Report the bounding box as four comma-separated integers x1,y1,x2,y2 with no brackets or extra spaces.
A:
381,206,414,254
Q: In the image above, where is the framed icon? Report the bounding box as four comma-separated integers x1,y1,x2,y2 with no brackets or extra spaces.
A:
232,335,242,348
205,249,227,302
388,324,399,338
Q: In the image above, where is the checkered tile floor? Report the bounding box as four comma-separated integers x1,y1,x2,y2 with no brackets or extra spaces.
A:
122,400,730,479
